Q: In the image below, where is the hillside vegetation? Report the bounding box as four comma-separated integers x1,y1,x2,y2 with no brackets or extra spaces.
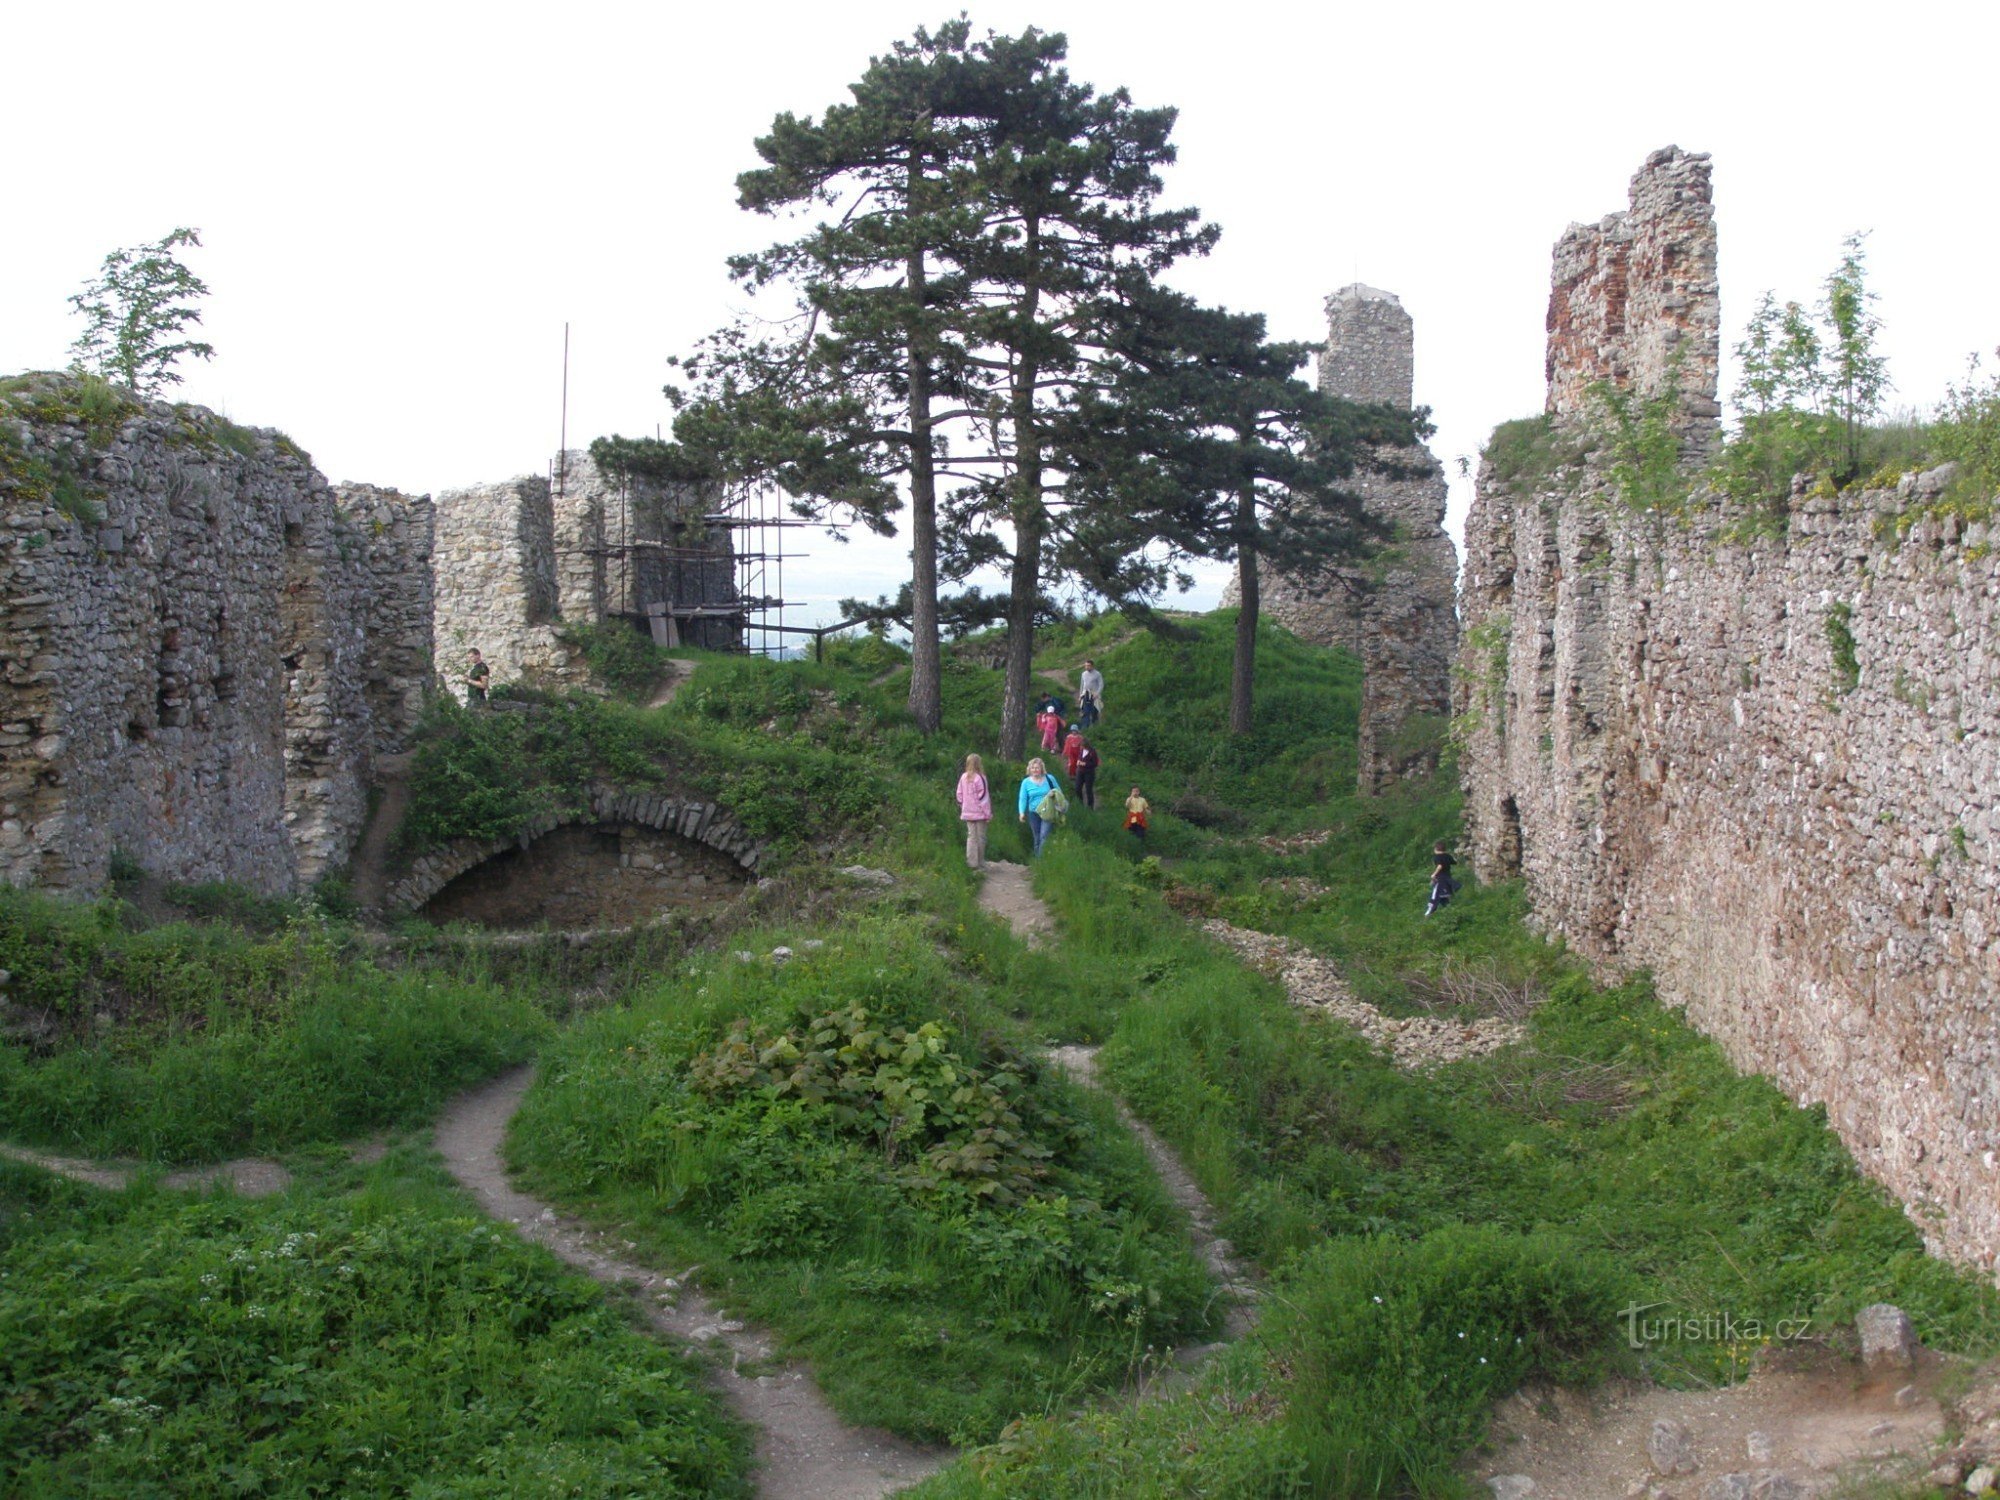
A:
3,611,1995,1497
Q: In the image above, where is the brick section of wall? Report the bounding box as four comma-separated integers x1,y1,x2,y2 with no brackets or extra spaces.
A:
1545,145,1722,433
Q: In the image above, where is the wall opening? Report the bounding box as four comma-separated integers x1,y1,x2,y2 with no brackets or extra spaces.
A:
1497,795,1524,878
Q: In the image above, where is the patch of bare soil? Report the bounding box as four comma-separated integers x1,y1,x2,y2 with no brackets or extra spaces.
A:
1476,1355,1951,1499
975,860,1055,947
648,659,697,709
0,1140,294,1196
433,1067,944,1500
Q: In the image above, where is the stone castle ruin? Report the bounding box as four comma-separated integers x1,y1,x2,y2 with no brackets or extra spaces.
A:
1457,147,2000,1275
1222,284,1460,793
0,382,738,897
432,450,739,694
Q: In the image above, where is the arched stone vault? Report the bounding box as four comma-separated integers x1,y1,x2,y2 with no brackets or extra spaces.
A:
382,784,767,913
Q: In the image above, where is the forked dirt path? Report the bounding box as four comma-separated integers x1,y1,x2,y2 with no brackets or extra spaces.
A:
648,659,698,709
434,1067,945,1500
977,860,1260,1363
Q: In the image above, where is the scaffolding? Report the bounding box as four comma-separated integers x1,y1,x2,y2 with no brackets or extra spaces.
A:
553,460,817,658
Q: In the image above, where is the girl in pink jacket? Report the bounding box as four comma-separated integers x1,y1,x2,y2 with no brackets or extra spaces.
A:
956,752,993,869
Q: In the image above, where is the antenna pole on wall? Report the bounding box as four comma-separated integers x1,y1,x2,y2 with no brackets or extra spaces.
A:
558,322,570,501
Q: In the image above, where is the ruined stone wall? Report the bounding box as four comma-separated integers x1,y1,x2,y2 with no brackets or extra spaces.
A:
1223,284,1459,791
1457,149,2000,1275
430,475,583,694
0,378,428,893
1545,145,1723,431
431,455,739,693
333,484,435,758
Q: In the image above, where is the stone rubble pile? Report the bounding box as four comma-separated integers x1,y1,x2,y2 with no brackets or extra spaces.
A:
1202,918,1524,1068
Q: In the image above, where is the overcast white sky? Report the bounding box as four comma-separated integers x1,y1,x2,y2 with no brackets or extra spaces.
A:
9,0,1998,627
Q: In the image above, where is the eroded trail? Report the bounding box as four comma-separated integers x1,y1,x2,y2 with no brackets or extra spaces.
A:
0,1140,293,1196
433,1067,944,1500
977,860,1260,1359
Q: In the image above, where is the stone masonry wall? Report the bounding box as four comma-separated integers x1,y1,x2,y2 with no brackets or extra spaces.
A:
335,483,435,758
0,378,430,893
1223,284,1459,791
431,475,583,694
1457,149,2000,1275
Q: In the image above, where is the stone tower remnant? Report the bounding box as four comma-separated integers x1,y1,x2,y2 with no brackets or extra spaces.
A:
1456,146,2000,1276
1225,284,1459,793
431,450,739,695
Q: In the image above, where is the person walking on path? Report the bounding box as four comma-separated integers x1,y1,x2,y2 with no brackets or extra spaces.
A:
1426,840,1459,916
1124,785,1149,840
1061,723,1085,782
465,648,491,704
1036,703,1063,754
1074,738,1100,809
1078,659,1105,723
1018,758,1064,857
956,753,993,870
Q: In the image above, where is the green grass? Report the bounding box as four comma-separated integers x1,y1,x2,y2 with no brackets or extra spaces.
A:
508,913,1213,1444
0,1150,749,1497
0,888,550,1162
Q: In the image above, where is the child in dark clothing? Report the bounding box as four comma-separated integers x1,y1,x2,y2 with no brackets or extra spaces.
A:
1426,841,1458,916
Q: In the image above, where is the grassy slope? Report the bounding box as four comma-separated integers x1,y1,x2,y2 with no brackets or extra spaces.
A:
0,1149,749,1497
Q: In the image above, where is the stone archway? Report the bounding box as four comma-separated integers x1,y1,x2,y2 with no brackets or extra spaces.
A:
383,784,769,916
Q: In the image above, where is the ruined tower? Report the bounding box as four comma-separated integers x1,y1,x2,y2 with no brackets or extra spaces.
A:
1225,284,1459,793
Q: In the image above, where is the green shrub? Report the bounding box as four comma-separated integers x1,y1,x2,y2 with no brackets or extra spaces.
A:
0,890,548,1161
559,620,677,700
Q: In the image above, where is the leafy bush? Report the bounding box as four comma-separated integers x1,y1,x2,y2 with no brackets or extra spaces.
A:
0,1164,747,1496
690,1003,1060,1204
559,620,678,700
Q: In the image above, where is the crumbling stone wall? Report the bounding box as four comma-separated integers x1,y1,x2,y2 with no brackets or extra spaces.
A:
431,453,738,696
0,378,433,893
430,475,583,693
335,483,435,758
1545,145,1722,430
1223,284,1459,791
1457,149,2000,1275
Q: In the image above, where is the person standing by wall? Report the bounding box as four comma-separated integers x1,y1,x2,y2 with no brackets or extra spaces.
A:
1018,757,1063,858
956,753,993,870
465,648,491,704
1078,659,1105,723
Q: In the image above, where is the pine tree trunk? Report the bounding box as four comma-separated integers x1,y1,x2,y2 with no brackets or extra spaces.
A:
1229,482,1259,737
998,226,1044,761
904,147,943,735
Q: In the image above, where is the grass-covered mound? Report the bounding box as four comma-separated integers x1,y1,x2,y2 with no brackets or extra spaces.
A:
0,888,549,1161
509,915,1212,1444
0,1153,748,1497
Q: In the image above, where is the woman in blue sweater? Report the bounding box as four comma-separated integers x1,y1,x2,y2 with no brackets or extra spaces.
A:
1017,758,1063,857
